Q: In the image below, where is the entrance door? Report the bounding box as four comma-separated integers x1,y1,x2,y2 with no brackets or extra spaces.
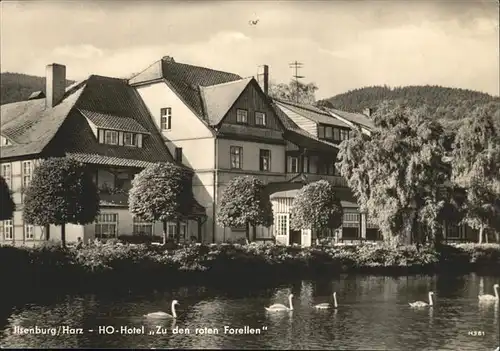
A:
301,229,312,247
275,213,289,246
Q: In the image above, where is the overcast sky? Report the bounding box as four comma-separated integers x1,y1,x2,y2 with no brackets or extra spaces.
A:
1,0,498,99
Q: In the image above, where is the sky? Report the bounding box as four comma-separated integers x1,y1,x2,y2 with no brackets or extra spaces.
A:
1,0,499,99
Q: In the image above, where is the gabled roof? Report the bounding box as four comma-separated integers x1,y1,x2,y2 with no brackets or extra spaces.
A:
0,75,174,166
1,82,87,158
323,107,374,130
200,77,253,125
79,109,150,134
129,58,242,125
270,100,339,152
274,98,351,128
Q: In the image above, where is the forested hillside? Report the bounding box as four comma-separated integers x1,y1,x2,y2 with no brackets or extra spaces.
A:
319,85,499,119
1,72,75,105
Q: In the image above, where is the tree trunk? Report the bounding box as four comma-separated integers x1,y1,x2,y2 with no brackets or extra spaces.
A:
245,223,250,243
163,220,167,245
478,226,484,244
252,225,256,242
176,220,180,244
61,224,66,247
43,224,50,241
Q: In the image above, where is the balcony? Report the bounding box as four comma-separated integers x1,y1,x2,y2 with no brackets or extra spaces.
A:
285,172,348,188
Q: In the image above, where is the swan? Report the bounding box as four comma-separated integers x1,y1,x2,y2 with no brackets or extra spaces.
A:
265,294,294,311
144,300,179,319
409,292,435,308
314,292,338,309
478,283,499,302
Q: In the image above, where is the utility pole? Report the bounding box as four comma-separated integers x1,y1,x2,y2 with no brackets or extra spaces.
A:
289,61,304,103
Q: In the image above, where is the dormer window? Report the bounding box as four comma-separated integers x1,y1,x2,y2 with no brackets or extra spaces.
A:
236,109,248,124
104,130,118,145
123,132,136,146
0,136,11,146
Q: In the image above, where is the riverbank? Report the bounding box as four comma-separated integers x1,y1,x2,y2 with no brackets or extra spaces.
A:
0,242,499,295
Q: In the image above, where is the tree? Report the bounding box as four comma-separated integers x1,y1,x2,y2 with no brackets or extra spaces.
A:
268,80,318,104
337,101,451,246
289,180,343,242
451,102,500,243
217,176,273,242
129,162,192,244
23,158,100,246
0,175,15,220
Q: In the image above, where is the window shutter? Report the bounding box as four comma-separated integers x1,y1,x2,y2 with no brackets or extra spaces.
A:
98,129,104,143
118,132,124,146
137,134,143,148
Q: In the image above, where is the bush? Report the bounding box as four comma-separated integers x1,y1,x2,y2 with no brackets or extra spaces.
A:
0,242,498,295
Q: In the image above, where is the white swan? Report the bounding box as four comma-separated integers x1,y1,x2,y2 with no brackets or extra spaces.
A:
314,292,338,309
409,292,435,308
478,283,499,302
144,300,179,319
265,294,294,311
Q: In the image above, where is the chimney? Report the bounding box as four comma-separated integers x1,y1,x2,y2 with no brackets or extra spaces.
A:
162,55,175,63
257,64,269,94
363,107,373,117
46,63,66,108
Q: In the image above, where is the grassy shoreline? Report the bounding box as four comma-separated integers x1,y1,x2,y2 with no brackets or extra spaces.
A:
1,242,499,295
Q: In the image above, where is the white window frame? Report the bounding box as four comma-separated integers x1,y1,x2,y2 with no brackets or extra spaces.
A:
259,149,271,171
1,163,12,188
104,130,118,145
123,132,136,146
24,223,34,240
1,136,12,146
1,220,13,240
255,111,266,126
166,221,187,239
133,216,154,236
287,156,299,173
161,107,172,131
236,109,248,124
230,146,243,169
22,161,32,189
95,213,118,239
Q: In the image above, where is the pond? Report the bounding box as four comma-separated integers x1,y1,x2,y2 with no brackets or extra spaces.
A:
0,273,498,350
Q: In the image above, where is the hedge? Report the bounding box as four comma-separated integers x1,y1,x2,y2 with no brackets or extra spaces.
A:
0,242,498,295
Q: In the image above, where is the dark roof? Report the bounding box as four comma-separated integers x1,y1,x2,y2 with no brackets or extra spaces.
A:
0,75,174,166
129,58,243,126
1,82,87,158
274,98,351,128
79,109,150,134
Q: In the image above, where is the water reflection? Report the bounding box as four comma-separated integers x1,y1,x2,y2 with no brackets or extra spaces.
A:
0,274,498,350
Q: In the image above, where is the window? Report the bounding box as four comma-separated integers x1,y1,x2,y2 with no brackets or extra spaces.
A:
175,147,183,163
95,213,118,239
325,126,333,140
123,132,136,146
340,129,350,141
302,156,309,173
161,108,172,130
1,220,13,240
133,217,154,236
318,125,325,139
287,156,299,173
24,223,34,240
1,136,11,146
446,223,461,238
1,163,11,188
236,109,248,124
333,128,341,141
22,161,32,189
104,130,118,145
259,149,271,171
230,146,243,169
342,212,360,239
255,112,266,126
167,221,187,239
